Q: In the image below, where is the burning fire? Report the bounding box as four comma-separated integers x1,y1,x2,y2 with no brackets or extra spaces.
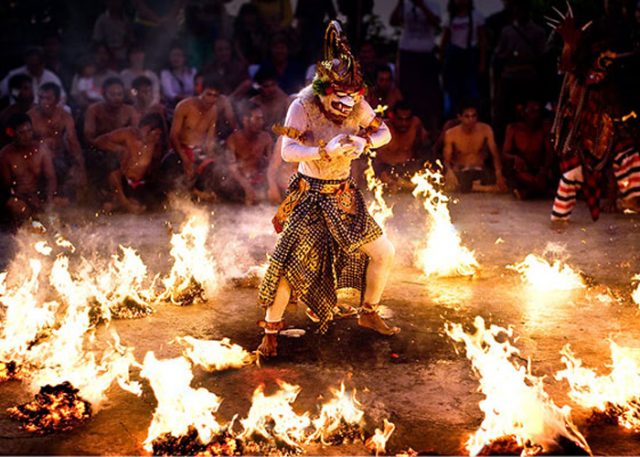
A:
445,316,591,456
556,341,640,431
507,245,585,291
158,210,220,306
176,336,254,371
141,352,225,452
7,381,91,434
364,157,394,230
632,274,640,306
237,380,311,450
365,418,395,456
411,168,478,277
307,382,365,444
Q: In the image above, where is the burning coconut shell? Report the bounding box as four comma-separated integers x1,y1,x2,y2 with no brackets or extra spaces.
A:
476,435,590,456
8,381,92,434
151,426,241,456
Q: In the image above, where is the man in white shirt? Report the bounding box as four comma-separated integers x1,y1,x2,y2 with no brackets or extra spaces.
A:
1,47,66,105
390,0,443,136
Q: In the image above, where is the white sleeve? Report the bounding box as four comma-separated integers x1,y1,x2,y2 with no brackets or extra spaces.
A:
160,70,177,100
280,100,321,163
358,100,391,149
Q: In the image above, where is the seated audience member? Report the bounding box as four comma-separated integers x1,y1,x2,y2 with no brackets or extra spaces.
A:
250,67,290,134
28,83,86,200
0,74,35,146
502,98,553,199
226,102,274,204
193,73,238,140
131,76,166,121
366,65,403,117
201,38,251,99
92,113,165,213
120,46,161,104
160,44,197,108
258,33,305,94
443,100,507,193
266,135,297,204
70,58,104,110
84,77,140,145
374,101,430,190
0,114,61,223
84,77,140,199
168,76,222,199
1,47,66,104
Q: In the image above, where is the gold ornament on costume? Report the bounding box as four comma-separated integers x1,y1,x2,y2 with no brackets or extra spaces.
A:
315,21,364,93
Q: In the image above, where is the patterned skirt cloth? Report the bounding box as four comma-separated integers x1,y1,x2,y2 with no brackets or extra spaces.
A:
258,173,383,334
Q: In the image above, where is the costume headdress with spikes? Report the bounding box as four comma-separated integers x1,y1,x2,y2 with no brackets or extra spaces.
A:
312,21,365,96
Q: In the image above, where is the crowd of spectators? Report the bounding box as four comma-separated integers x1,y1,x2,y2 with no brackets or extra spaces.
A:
0,0,638,227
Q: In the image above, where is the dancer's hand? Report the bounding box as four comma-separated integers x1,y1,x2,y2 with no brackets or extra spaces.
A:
344,136,367,158
326,134,357,158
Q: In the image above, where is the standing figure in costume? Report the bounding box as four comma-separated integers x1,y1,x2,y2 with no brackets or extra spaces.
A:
547,0,640,224
257,21,400,357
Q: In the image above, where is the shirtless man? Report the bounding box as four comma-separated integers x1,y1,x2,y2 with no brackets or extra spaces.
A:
250,67,290,134
226,102,273,204
92,113,165,213
374,101,429,190
0,113,59,223
0,74,35,146
84,77,140,145
28,82,86,199
365,65,403,117
443,101,507,193
131,75,166,120
502,99,553,199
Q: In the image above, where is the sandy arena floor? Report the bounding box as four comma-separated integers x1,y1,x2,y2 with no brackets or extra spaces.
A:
0,192,639,455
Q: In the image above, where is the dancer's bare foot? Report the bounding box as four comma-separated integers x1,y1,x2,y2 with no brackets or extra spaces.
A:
256,320,285,358
358,311,400,336
620,196,640,213
256,334,278,357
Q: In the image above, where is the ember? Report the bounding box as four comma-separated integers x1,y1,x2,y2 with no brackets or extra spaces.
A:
307,382,365,445
7,381,91,434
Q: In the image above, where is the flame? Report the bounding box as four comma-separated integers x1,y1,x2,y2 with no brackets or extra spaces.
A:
307,382,365,444
507,250,585,292
34,241,52,256
0,259,59,369
364,158,394,230
94,246,156,318
411,169,478,277
365,418,395,456
556,341,640,430
159,211,220,305
632,275,640,306
237,380,311,449
445,316,591,456
176,336,253,371
141,352,224,451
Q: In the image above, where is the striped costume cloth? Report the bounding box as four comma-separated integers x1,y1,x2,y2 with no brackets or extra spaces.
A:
552,141,640,221
258,173,382,334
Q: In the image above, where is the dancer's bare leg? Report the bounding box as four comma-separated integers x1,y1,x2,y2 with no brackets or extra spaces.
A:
358,235,400,335
257,277,291,356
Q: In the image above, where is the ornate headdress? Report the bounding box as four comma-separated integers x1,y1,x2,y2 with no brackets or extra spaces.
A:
312,21,364,96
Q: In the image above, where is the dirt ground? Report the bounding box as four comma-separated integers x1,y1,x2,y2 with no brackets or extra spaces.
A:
0,192,639,456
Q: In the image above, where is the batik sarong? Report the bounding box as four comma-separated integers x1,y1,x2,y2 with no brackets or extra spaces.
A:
258,173,383,334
